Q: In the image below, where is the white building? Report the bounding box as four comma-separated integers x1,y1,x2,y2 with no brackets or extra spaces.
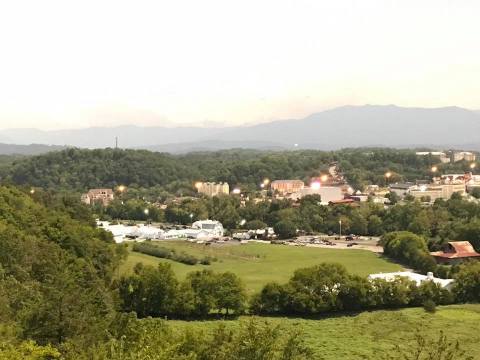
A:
98,219,224,243
368,271,454,290
192,219,224,237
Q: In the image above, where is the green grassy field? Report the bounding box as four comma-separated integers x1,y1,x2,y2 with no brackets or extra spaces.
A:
167,304,480,359
120,241,401,293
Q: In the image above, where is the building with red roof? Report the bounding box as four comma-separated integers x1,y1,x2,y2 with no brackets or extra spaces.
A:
431,241,480,265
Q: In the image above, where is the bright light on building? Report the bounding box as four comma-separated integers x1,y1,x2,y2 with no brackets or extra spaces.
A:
194,182,203,189
310,181,321,190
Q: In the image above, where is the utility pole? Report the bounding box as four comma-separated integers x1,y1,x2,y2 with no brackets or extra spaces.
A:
115,136,118,149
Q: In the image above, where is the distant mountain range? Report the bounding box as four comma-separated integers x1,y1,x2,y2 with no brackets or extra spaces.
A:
0,143,67,156
1,105,480,153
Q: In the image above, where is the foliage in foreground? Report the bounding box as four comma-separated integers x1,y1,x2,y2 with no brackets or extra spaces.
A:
384,330,474,360
86,316,313,360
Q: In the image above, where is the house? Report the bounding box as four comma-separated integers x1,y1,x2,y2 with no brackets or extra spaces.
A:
368,271,454,290
431,241,480,265
271,180,305,194
81,189,114,206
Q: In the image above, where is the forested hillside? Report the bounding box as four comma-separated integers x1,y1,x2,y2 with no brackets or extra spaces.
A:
0,186,125,355
1,147,472,193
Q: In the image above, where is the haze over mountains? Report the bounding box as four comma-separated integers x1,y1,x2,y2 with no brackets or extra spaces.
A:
1,105,480,154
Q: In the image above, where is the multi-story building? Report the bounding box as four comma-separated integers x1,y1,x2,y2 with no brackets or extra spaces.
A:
415,151,450,164
195,182,229,197
271,180,305,194
452,151,476,163
81,188,114,206
409,183,465,202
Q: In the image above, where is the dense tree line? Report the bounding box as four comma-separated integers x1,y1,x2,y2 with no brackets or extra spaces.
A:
251,262,480,316
1,147,473,196
381,231,437,273
118,264,247,318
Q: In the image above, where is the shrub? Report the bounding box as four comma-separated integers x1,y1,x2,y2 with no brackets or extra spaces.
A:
423,299,436,313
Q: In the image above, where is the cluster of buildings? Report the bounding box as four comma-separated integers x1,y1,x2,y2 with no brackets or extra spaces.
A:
388,171,480,202
99,219,224,243
270,163,349,204
416,150,476,164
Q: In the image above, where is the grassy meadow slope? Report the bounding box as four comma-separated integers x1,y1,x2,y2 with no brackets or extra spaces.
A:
168,304,480,359
120,242,401,293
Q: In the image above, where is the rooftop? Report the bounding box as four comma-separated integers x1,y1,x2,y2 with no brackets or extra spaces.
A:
431,241,480,259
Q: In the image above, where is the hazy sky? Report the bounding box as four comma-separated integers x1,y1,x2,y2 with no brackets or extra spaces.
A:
0,0,479,129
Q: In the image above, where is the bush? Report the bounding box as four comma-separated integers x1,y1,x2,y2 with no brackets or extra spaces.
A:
132,243,202,265
423,299,436,313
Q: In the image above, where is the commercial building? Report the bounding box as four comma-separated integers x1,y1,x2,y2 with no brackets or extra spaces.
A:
98,219,224,243
271,180,305,194
195,182,229,197
388,182,416,198
81,189,114,206
409,183,465,202
288,186,343,204
452,151,476,162
431,241,480,265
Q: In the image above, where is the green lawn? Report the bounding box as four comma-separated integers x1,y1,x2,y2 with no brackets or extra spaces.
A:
120,241,401,293
167,304,480,359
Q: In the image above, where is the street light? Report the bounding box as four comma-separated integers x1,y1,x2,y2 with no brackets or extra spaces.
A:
263,178,270,185
320,174,328,182
117,185,126,193
431,166,438,173
470,163,476,170
232,188,241,195
144,208,149,215
260,183,265,189
189,213,194,223
339,220,342,238
385,171,392,185
29,188,35,194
